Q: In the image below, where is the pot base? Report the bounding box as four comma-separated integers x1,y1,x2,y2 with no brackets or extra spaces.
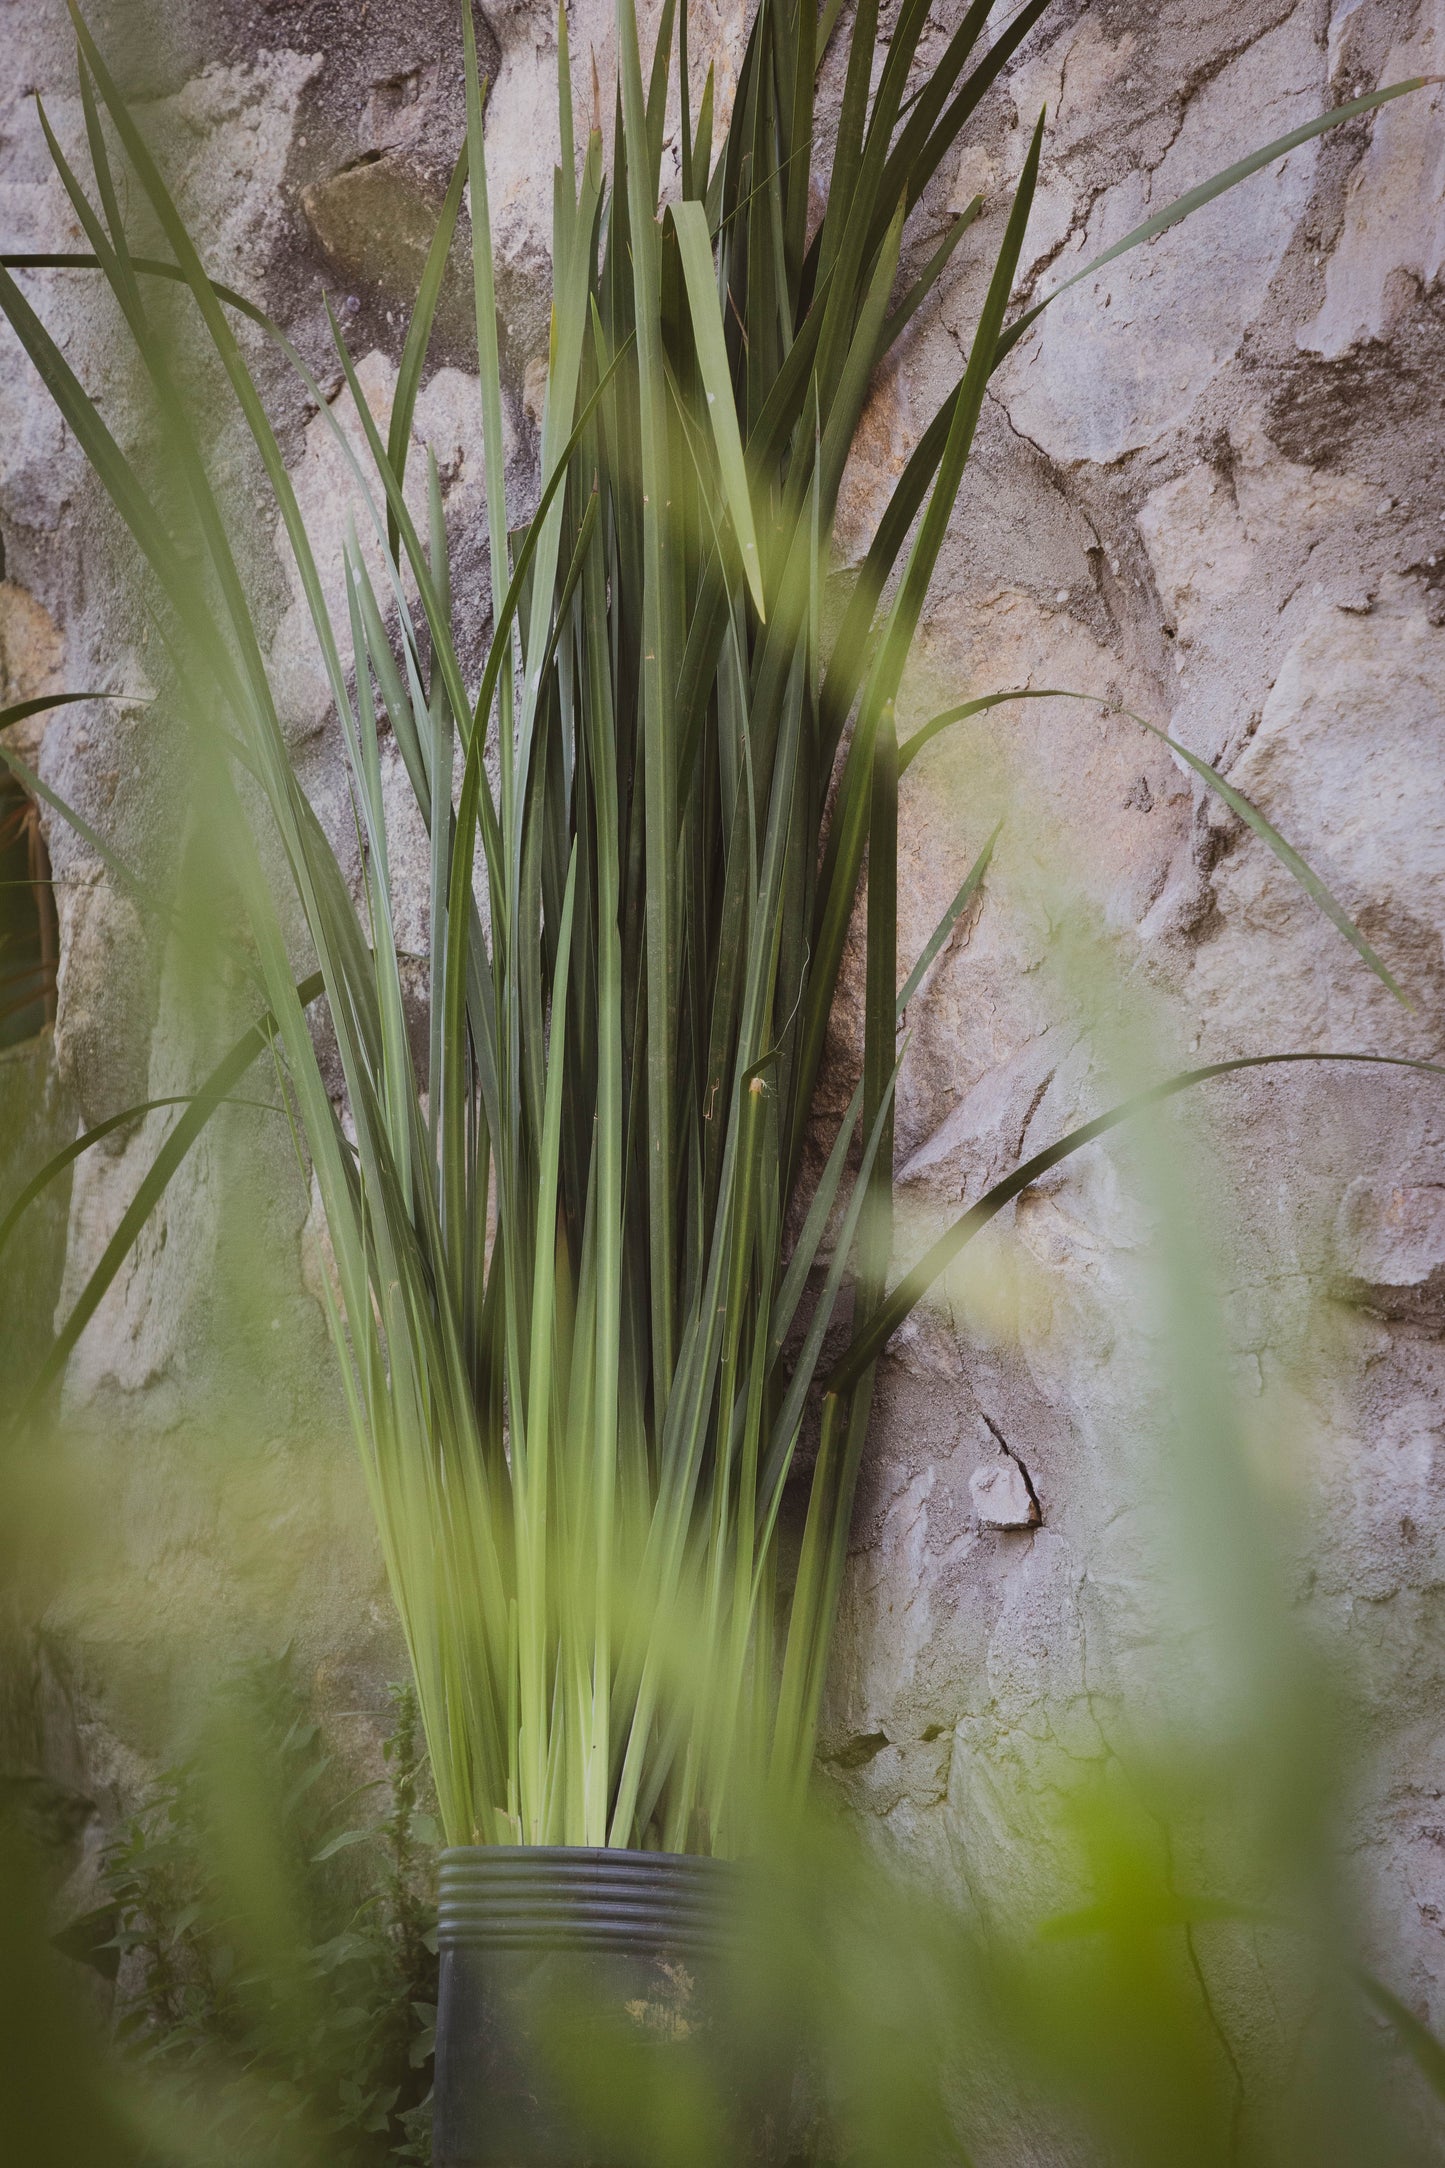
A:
434,1847,783,2168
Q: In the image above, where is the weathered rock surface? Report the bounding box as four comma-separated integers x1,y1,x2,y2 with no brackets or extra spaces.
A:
969,1454,1040,1530
2,0,1444,2131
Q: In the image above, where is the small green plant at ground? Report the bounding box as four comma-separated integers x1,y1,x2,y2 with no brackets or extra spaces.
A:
96,1660,437,2165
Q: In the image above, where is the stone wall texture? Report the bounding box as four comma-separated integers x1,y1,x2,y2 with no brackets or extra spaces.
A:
3,0,1444,2112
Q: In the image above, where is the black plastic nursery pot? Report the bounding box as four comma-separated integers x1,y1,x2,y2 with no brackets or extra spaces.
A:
434,1845,784,2167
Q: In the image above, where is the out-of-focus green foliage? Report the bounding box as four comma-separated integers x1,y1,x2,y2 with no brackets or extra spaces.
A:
98,1663,436,2162
2,1664,436,2168
8,1675,1445,2166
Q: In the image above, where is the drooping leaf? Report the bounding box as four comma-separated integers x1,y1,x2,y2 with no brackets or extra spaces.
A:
826,1051,1445,1395
672,199,767,618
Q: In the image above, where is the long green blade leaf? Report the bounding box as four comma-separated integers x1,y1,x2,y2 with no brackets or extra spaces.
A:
672,199,767,618
827,1051,1445,1395
999,78,1437,360
901,687,1409,1004
17,975,326,1418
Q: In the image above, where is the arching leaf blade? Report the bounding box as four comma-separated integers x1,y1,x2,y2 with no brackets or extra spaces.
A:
826,1051,1445,1396
387,141,471,558
998,78,1438,361
672,199,767,621
0,1091,284,1263
15,974,326,1420
901,686,1410,1004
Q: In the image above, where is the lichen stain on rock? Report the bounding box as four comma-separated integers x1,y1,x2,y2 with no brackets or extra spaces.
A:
303,151,437,272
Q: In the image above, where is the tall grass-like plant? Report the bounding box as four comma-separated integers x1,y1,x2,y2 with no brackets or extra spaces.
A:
0,0,1434,1852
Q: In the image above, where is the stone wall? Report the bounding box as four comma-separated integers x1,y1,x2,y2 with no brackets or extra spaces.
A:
2,0,1443,2093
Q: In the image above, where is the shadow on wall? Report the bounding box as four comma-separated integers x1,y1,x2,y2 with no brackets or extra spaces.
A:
0,769,57,1051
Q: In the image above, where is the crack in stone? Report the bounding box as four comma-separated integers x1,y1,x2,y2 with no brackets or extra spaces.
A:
1159,1811,1249,2160
980,1408,1043,1524
1014,1066,1056,1163
1007,3,1317,367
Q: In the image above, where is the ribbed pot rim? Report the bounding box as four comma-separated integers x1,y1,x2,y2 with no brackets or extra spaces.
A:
437,1844,739,1953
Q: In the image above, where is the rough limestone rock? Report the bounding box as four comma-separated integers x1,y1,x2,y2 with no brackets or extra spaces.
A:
2,0,1444,2131
969,1456,1041,1530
